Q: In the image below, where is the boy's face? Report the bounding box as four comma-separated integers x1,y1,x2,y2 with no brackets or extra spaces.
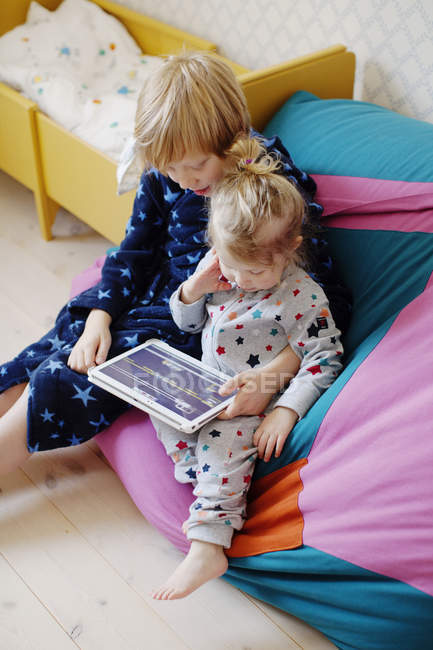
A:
166,152,226,197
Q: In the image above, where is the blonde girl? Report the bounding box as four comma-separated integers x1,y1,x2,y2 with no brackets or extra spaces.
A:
151,135,343,600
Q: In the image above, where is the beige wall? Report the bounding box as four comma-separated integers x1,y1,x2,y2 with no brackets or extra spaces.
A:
116,0,433,123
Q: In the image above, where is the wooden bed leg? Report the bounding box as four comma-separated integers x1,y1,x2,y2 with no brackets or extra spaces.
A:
28,105,59,241
33,189,58,241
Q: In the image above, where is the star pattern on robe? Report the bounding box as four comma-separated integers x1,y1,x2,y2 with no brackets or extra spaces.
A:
124,334,139,348
90,413,111,432
120,267,132,280
164,186,181,204
209,429,221,438
68,434,83,446
40,408,55,422
187,251,202,264
45,360,64,374
235,336,244,345
72,384,97,406
48,334,66,351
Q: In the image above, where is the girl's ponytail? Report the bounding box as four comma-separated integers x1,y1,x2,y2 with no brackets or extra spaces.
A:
225,136,281,177
209,135,307,267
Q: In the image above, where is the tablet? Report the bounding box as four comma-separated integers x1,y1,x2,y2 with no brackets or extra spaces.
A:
87,339,235,433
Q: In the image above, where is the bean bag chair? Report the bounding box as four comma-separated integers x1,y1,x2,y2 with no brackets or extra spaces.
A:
72,91,433,650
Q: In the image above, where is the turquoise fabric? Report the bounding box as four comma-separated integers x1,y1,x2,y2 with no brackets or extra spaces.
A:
227,546,433,650
264,90,433,181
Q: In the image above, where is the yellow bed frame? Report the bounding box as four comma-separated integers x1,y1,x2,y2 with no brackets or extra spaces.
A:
0,0,355,244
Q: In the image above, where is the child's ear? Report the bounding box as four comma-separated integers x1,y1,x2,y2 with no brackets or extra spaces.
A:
291,235,303,251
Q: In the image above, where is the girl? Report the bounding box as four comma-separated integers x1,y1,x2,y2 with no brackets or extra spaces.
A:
151,135,343,600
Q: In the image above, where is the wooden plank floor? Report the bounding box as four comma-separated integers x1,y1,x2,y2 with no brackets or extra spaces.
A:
0,170,337,650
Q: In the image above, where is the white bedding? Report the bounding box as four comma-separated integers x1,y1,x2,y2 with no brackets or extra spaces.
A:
0,0,163,164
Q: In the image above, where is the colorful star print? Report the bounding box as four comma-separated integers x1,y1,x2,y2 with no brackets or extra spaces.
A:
247,354,260,368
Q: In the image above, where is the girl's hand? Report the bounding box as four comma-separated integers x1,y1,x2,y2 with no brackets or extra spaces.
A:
253,407,298,462
67,309,112,373
180,250,231,304
217,370,275,419
218,345,300,420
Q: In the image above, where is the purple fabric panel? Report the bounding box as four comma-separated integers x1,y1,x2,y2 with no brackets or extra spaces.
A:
312,174,433,232
300,274,433,596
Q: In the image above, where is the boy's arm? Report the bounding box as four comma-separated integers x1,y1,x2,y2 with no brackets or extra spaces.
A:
68,170,173,323
67,308,112,373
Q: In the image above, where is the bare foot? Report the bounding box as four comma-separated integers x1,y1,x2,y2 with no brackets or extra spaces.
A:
152,540,228,600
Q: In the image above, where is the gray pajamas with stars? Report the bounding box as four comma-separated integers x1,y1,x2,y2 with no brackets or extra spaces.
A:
152,252,343,548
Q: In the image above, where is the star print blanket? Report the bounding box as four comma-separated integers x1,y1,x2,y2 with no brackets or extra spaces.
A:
0,0,163,160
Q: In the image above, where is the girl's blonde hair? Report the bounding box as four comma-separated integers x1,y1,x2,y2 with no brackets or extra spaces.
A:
208,137,306,267
134,51,250,172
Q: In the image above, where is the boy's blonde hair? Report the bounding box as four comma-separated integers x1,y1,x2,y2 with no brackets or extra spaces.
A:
134,51,250,172
208,137,306,266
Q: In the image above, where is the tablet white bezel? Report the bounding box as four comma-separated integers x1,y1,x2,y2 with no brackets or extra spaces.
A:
88,339,235,433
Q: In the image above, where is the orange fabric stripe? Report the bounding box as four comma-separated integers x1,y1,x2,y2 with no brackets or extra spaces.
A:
227,458,307,558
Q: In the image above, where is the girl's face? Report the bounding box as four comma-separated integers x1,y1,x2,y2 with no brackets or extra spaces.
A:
217,248,289,293
166,151,226,197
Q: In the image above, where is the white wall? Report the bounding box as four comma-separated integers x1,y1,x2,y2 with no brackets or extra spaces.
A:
116,0,433,123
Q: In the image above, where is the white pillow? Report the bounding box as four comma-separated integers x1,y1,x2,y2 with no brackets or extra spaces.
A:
0,0,163,161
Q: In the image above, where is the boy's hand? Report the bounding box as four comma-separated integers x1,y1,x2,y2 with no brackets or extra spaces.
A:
253,407,298,462
67,309,112,373
217,370,275,419
180,250,231,304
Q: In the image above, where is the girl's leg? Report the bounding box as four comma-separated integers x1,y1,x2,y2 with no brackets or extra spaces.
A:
152,539,228,601
151,417,198,485
0,385,31,476
152,415,258,600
